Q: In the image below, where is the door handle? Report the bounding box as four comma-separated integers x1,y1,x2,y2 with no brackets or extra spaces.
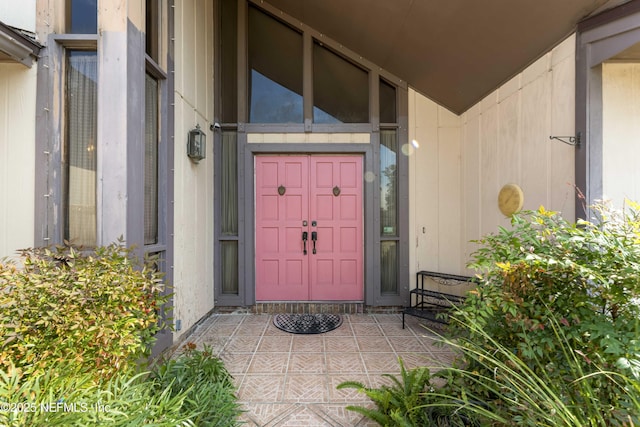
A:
311,231,317,254
302,231,308,255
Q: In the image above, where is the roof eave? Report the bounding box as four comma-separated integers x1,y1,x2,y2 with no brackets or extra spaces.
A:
0,21,42,68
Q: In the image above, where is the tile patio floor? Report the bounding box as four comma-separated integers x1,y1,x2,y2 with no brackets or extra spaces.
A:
178,313,456,427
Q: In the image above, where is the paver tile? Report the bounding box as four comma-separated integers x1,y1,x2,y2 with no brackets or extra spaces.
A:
356,336,392,353
361,352,401,373
283,374,329,403
239,375,286,402
274,405,335,426
241,403,297,426
258,336,293,352
291,336,324,353
288,353,326,374
324,336,358,353
248,352,290,374
387,336,427,353
351,323,384,336
224,336,261,353
326,352,365,373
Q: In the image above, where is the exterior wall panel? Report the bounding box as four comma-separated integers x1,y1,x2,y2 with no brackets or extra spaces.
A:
497,88,520,186
550,55,576,213
0,63,36,259
479,99,500,236
408,93,462,282
408,93,438,274
409,35,576,283
602,63,640,206
520,70,551,211
436,126,461,274
173,0,215,338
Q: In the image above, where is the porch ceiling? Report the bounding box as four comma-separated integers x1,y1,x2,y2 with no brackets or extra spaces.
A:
266,0,632,115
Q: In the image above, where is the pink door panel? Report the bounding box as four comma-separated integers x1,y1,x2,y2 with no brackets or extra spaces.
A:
255,156,309,300
310,156,363,300
255,155,363,301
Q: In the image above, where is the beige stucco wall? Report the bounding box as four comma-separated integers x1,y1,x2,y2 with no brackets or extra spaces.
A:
409,35,576,281
0,63,36,259
173,0,215,339
602,62,640,207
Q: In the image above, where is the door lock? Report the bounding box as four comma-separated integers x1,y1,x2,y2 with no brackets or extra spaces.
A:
311,231,317,254
302,231,308,255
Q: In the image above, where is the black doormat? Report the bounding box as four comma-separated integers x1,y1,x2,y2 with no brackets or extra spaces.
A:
273,313,343,334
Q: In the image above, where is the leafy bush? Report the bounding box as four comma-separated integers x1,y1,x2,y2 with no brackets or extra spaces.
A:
151,343,242,427
0,242,240,426
0,242,169,380
340,203,640,426
454,203,640,424
0,345,242,426
0,362,195,426
439,309,640,426
340,314,639,427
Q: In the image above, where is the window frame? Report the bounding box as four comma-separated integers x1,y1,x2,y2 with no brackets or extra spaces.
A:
143,4,169,257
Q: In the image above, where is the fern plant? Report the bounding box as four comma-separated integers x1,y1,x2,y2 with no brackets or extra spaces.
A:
338,358,477,426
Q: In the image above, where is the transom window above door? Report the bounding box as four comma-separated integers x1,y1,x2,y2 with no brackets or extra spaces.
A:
247,5,372,124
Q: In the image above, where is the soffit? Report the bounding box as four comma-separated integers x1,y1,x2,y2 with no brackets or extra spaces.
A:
265,0,633,114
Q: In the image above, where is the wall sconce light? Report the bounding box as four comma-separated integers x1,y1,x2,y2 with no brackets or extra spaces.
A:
187,124,206,163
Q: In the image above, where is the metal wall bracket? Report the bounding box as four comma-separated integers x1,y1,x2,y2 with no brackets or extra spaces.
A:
549,132,581,147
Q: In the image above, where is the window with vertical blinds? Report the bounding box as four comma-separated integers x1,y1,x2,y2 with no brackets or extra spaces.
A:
221,131,239,295
144,74,159,245
380,129,398,294
65,50,97,246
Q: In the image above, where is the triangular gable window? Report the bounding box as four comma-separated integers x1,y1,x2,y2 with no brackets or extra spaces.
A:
247,5,370,124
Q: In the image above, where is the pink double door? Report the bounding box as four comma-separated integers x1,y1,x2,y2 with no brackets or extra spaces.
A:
255,155,363,301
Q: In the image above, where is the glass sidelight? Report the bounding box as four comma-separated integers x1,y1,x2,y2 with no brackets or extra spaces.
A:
220,131,239,295
380,129,399,294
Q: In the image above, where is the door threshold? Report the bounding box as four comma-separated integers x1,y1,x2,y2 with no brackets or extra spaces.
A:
253,302,364,314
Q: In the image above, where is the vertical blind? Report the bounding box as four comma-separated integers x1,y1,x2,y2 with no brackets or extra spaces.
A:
144,74,159,245
66,51,97,246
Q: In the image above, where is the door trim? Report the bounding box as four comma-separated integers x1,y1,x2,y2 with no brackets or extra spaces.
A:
214,135,409,308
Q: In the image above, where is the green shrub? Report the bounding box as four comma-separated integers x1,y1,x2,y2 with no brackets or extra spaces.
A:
340,314,639,427
151,343,242,427
454,202,640,424
0,356,234,426
340,202,640,426
0,344,241,426
434,310,640,427
0,242,169,380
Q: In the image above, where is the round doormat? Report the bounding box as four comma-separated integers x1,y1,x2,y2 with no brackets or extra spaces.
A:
273,313,343,334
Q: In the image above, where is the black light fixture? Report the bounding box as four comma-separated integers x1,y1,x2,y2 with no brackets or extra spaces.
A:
187,124,206,163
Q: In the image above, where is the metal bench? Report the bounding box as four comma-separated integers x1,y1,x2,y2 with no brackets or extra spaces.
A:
402,270,472,328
